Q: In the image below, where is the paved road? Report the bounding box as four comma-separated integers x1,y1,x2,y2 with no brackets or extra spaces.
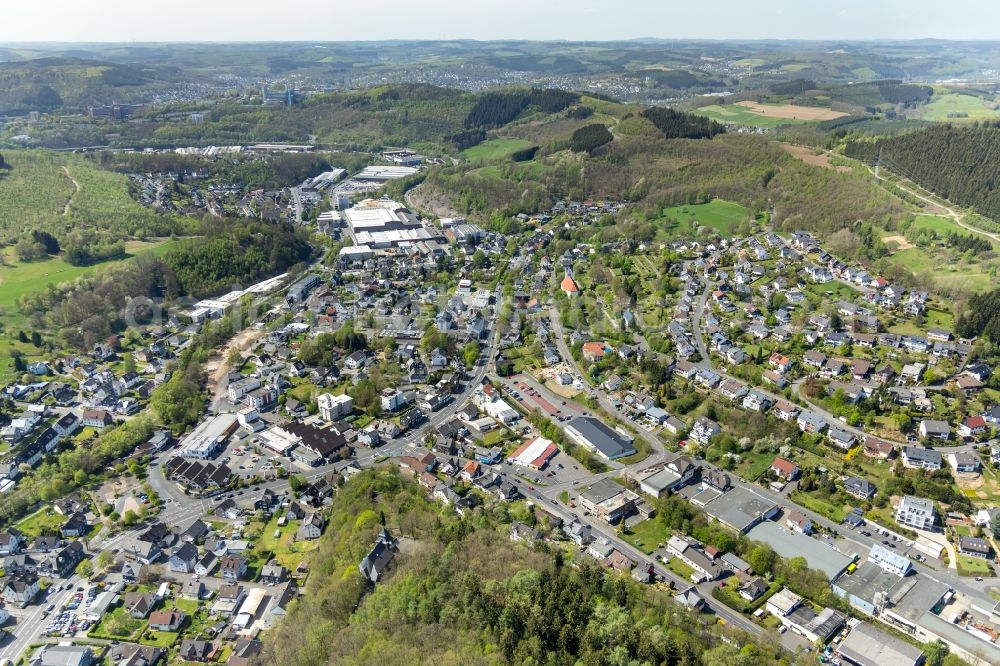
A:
509,477,776,642
548,305,668,470
549,269,994,612
684,273,996,601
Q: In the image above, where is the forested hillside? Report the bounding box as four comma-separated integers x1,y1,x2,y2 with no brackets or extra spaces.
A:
260,468,791,666
0,56,178,115
844,124,1000,219
464,89,580,129
425,116,906,250
15,84,476,151
0,150,185,262
95,151,373,191
19,219,313,348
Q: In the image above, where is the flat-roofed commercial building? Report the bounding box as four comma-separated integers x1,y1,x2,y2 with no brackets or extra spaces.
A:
701,486,779,533
179,414,238,459
564,417,636,460
837,622,924,666
747,521,853,581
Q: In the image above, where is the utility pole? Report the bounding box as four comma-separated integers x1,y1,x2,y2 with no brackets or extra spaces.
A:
874,146,882,184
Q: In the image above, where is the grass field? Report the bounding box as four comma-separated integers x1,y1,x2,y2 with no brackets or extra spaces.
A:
666,555,696,580
734,101,847,121
140,630,180,648
255,515,320,569
0,238,181,382
621,518,669,555
889,247,993,292
805,280,860,300
790,491,847,523
694,104,807,129
461,138,536,161
922,93,1000,122
655,199,749,236
926,309,955,330
90,607,146,640
909,214,961,236
907,214,998,249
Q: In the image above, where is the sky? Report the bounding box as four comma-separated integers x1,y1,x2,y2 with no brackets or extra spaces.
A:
2,0,999,42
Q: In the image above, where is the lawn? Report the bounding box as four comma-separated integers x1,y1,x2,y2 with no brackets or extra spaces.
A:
482,428,514,447
462,138,536,161
665,556,696,581
255,515,319,569
655,199,750,236
140,630,180,648
90,607,147,640
908,214,999,250
922,93,1000,122
926,309,955,331
618,435,652,465
621,518,669,555
15,508,66,538
956,555,994,577
909,214,962,237
804,280,860,300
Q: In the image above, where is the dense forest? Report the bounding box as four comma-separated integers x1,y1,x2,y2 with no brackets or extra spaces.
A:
956,287,1000,343
18,219,313,349
260,468,797,666
640,107,726,140
570,123,614,154
464,89,580,130
844,124,1000,219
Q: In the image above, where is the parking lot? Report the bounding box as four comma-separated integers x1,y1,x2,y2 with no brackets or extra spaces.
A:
222,434,293,481
500,375,587,423
41,585,96,638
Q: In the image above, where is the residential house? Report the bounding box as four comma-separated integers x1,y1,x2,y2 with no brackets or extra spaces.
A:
901,446,942,470
843,476,876,500
770,457,800,481
359,528,398,583
895,495,935,530
297,513,325,540
220,555,249,582
148,610,185,632
918,419,951,442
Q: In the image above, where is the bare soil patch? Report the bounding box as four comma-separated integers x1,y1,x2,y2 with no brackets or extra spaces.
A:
737,101,848,121
405,183,462,219
882,235,914,252
779,143,852,172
